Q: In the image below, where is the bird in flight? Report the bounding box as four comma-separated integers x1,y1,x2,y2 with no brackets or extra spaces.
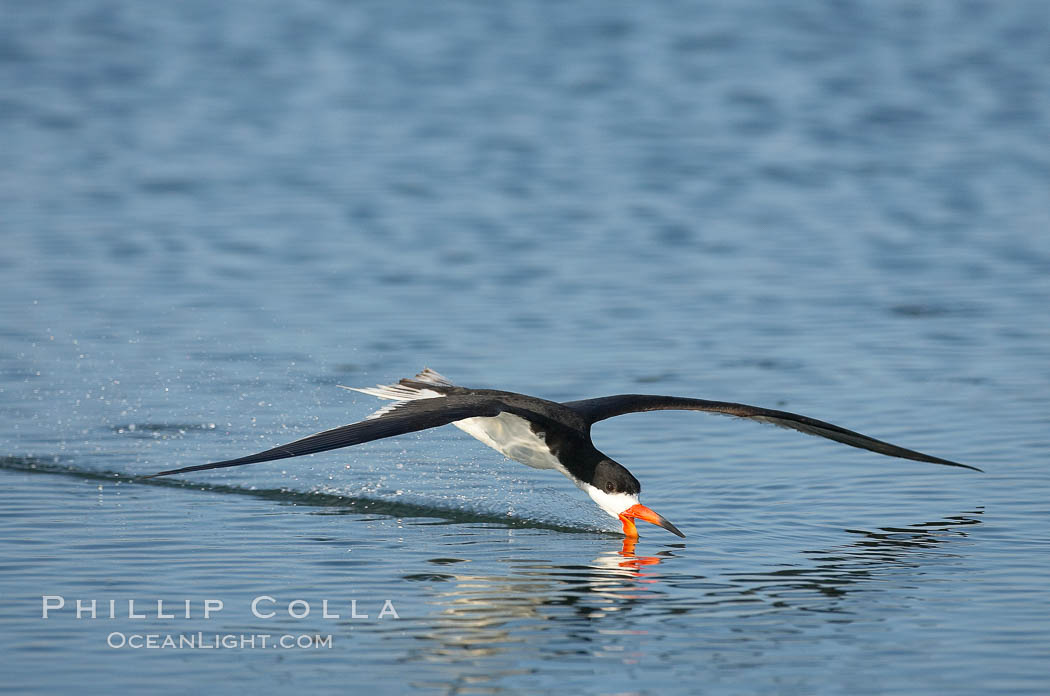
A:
147,368,978,537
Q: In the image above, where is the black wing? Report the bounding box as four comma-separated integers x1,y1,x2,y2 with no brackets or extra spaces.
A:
566,394,980,472
145,397,504,478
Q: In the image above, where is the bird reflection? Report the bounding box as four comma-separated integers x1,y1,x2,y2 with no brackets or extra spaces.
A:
398,508,983,690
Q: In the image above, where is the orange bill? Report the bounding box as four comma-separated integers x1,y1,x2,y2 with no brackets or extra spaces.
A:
618,503,685,538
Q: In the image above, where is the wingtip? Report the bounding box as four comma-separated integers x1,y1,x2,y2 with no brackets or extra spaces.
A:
936,457,982,473
139,461,228,479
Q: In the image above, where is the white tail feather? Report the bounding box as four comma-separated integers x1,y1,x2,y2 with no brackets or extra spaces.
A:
409,367,454,387
338,368,456,420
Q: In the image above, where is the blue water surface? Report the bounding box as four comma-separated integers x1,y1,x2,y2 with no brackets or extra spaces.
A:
2,1,1049,694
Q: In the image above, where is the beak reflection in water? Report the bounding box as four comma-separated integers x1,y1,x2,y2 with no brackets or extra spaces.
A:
616,538,663,569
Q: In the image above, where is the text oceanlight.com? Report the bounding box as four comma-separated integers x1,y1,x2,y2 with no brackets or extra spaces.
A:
106,632,332,650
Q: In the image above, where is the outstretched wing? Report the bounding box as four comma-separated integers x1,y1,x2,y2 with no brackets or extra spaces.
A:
565,394,979,472
145,397,504,478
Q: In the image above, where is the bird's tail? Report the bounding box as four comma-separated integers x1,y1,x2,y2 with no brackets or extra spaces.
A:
339,367,456,420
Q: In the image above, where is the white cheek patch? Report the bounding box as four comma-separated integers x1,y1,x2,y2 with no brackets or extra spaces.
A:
578,484,639,519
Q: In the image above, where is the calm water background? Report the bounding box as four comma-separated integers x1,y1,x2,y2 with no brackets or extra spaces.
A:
2,1,1049,693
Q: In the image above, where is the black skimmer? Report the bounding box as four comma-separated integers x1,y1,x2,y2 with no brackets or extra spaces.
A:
147,368,979,537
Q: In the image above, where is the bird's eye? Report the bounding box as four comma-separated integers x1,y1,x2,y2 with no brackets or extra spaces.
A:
605,482,615,493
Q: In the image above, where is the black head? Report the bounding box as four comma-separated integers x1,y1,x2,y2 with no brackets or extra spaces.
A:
591,458,641,496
